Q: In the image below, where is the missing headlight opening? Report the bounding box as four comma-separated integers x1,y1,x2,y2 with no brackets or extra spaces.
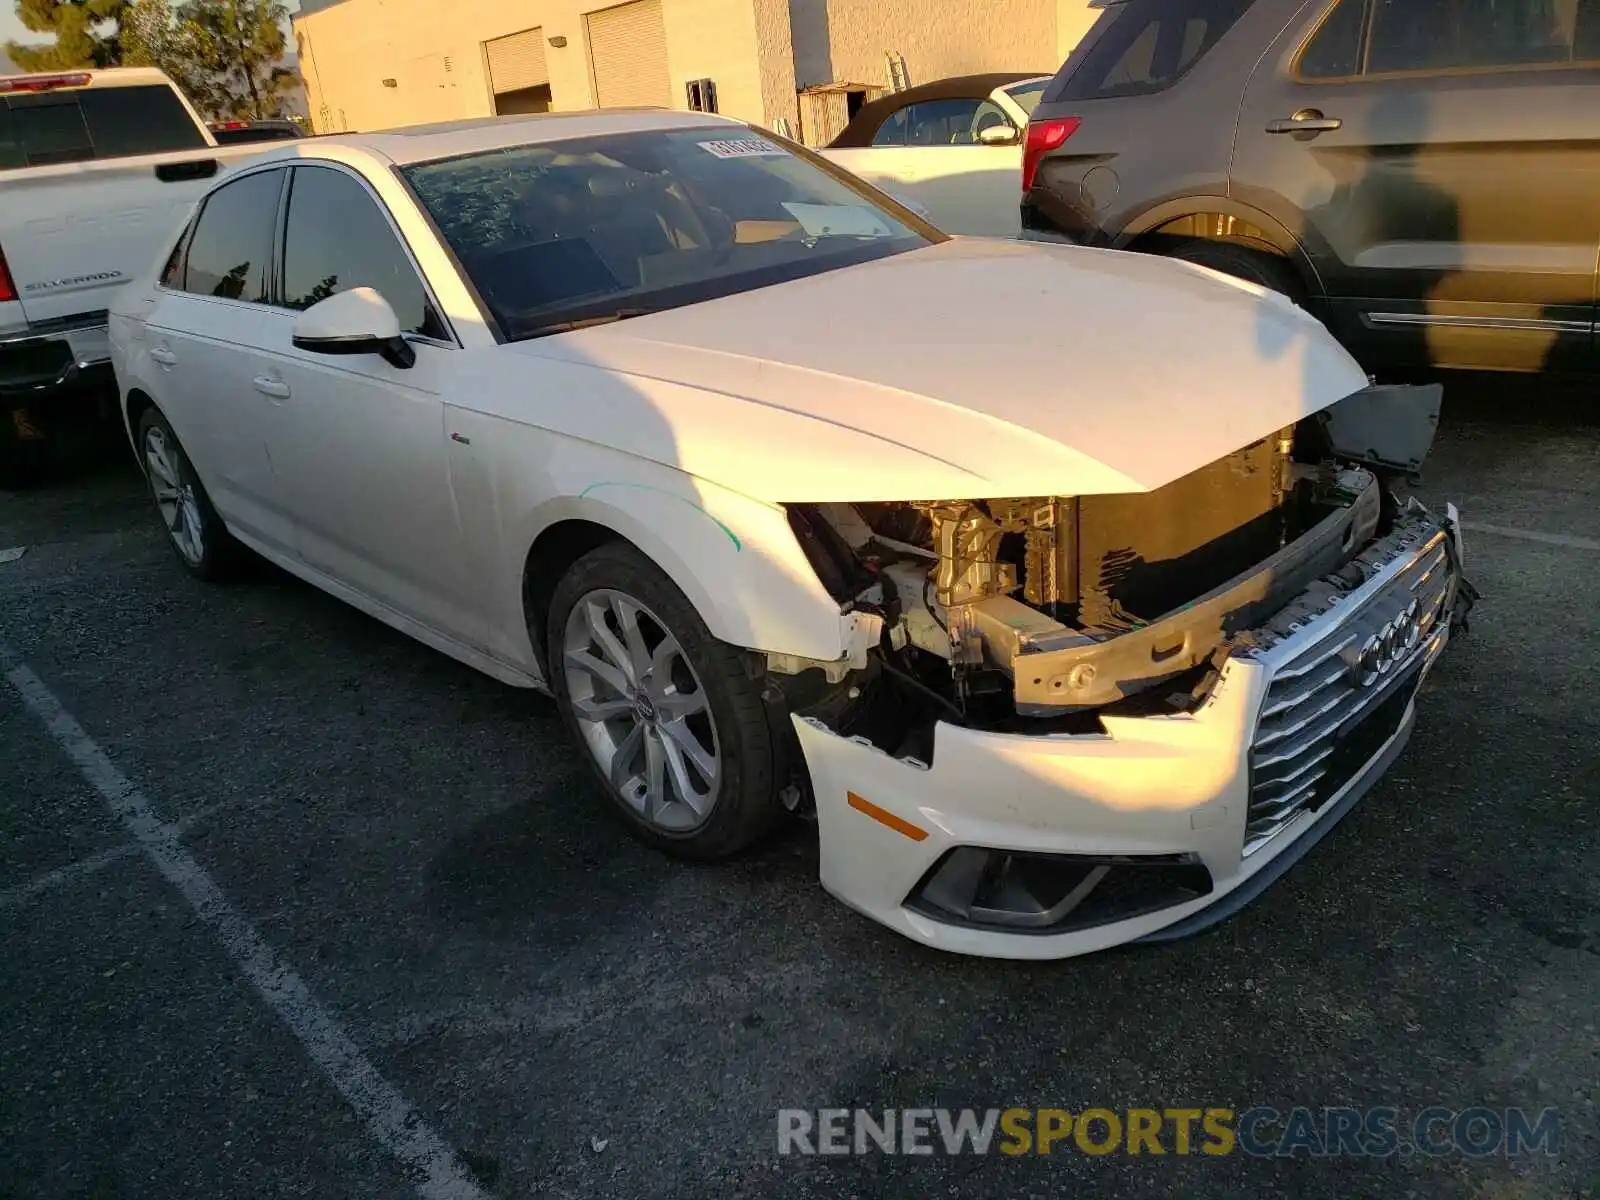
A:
773,384,1453,756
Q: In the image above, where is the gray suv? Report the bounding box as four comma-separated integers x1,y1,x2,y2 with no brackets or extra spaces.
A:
1024,0,1600,375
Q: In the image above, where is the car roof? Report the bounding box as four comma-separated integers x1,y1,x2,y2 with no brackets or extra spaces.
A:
241,108,749,168
827,72,1052,148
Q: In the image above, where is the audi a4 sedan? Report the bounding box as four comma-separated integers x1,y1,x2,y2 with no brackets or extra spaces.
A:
110,110,1472,959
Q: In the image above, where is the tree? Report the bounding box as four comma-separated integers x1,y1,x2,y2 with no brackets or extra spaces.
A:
6,0,127,71
120,0,207,103
172,0,298,120
121,0,300,121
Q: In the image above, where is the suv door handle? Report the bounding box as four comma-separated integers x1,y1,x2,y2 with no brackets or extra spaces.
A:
1266,110,1343,135
149,346,177,366
252,375,291,400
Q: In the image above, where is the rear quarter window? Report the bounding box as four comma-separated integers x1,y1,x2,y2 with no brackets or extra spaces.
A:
1048,0,1256,100
0,84,206,168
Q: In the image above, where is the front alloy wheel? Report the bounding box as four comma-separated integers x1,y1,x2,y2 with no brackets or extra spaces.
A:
562,588,721,832
547,542,784,859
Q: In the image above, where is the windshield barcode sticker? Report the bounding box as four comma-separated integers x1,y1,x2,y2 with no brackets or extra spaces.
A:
697,138,786,159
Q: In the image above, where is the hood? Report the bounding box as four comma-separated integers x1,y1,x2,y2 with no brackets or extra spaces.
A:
488,238,1369,503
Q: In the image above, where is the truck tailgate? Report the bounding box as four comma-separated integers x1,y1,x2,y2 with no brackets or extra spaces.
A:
0,143,262,325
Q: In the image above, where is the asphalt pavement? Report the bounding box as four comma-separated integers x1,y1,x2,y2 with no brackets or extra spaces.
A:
0,377,1595,1199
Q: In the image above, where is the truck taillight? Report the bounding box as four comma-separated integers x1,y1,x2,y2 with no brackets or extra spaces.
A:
0,244,15,304
1022,116,1082,193
0,72,92,94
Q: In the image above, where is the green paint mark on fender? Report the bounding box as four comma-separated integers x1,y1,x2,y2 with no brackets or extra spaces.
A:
577,481,743,551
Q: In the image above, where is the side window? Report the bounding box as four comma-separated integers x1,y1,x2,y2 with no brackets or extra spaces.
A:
181,170,282,302
0,86,207,167
901,98,984,145
1298,0,1366,79
870,106,909,147
1368,0,1600,73
160,225,190,289
77,86,209,158
1055,0,1255,100
0,95,93,166
281,166,439,337
0,102,19,170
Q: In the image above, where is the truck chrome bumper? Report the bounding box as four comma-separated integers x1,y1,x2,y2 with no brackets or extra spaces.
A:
0,321,112,399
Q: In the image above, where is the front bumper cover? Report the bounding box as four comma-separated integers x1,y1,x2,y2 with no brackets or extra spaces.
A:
793,504,1468,960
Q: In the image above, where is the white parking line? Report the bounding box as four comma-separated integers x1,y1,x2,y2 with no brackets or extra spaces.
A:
1,643,489,1200
0,794,281,912
0,840,143,911
1460,521,1600,552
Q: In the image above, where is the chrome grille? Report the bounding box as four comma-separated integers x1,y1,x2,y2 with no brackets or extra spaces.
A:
1244,534,1454,855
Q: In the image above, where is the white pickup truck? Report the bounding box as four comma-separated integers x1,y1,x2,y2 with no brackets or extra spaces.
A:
0,67,263,484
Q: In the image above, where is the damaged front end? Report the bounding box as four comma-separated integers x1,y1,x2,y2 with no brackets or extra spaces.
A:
771,382,1475,765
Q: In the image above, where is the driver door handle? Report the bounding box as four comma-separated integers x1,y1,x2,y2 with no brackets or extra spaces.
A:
1266,110,1343,135
252,375,291,400
149,346,177,366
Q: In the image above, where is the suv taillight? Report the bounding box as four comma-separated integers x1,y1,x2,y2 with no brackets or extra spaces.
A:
1022,117,1082,193
0,243,15,304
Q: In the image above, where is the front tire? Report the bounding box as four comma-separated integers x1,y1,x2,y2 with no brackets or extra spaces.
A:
136,407,239,580
547,541,782,860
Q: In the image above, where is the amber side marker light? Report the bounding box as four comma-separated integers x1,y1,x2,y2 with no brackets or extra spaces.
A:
846,792,929,842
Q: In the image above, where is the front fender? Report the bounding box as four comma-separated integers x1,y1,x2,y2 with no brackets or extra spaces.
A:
453,410,849,674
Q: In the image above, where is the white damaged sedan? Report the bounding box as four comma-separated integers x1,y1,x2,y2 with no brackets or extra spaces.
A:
110,110,1473,959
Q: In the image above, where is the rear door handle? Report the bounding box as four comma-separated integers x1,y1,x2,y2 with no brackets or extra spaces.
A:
149,346,177,366
252,375,291,400
1266,110,1343,135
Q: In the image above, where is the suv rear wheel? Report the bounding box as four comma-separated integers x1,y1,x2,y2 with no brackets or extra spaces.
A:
1165,239,1305,303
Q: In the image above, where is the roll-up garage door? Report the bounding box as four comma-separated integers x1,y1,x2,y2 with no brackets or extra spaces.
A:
485,28,548,94
585,0,671,109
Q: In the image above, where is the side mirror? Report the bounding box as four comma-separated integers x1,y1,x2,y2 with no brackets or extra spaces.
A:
977,124,1020,147
291,286,416,369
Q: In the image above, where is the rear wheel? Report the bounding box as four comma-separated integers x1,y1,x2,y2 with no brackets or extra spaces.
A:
137,407,239,580
547,541,783,859
1166,239,1306,303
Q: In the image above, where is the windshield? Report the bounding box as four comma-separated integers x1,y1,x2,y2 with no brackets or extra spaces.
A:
1004,80,1049,117
402,127,939,340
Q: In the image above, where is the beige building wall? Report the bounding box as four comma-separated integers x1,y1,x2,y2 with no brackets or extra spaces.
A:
294,0,1105,137
1057,0,1101,63
658,0,767,125
788,0,1059,91
296,0,785,134
750,0,801,134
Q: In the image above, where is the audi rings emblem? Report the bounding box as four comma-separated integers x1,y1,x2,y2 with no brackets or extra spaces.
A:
1349,600,1423,687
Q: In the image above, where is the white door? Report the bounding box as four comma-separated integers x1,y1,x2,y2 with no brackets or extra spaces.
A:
143,166,298,556
258,164,485,649
827,97,1024,237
